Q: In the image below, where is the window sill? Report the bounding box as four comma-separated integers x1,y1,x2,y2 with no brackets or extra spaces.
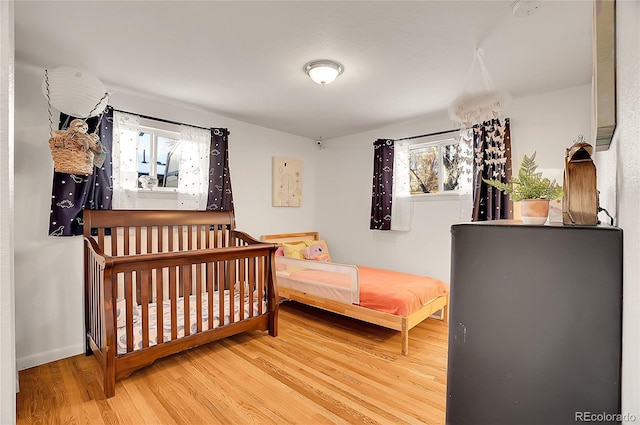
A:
407,192,460,202
124,188,178,199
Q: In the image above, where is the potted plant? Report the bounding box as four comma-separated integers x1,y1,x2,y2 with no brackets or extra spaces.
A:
483,152,563,224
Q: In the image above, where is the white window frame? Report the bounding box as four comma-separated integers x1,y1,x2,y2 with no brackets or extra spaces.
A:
404,132,461,201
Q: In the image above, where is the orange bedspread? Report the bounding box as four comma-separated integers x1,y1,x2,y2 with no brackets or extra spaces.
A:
358,266,448,316
287,266,448,316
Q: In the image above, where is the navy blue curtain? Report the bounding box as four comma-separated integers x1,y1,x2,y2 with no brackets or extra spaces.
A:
49,106,113,236
206,128,234,211
370,139,394,230
472,117,513,221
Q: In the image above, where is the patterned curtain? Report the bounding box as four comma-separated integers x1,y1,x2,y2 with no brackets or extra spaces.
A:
472,117,513,221
206,128,234,211
370,139,394,230
49,106,114,236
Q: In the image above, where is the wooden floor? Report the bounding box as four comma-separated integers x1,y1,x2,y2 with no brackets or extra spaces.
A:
16,302,449,425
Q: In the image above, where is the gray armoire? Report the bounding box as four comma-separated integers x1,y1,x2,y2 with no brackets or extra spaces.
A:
447,221,623,425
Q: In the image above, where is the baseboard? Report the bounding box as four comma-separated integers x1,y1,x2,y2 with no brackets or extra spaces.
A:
17,343,84,371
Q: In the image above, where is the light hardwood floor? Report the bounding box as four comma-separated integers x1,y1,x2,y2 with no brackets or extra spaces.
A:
16,302,449,425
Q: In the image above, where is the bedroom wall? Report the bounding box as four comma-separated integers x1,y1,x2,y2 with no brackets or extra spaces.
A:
13,62,319,369
596,1,640,421
315,84,591,284
0,0,17,422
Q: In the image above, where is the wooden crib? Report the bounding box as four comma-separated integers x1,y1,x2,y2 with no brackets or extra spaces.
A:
83,209,278,398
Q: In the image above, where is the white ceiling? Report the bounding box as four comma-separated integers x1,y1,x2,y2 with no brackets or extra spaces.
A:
14,1,593,140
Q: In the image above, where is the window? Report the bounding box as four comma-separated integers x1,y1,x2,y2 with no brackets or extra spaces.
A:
112,112,211,210
407,138,461,196
137,129,181,188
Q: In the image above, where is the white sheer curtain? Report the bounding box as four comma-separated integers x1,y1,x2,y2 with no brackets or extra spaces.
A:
391,140,412,231
112,111,140,209
177,125,210,210
112,111,211,210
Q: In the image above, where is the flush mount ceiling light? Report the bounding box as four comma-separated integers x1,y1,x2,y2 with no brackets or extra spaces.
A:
303,60,344,85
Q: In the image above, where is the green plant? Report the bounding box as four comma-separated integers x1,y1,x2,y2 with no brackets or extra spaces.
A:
483,152,563,202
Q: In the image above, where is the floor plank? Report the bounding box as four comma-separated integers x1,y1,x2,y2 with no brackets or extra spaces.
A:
16,302,449,425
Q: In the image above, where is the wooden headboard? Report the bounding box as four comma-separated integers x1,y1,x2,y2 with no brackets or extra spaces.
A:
261,231,319,245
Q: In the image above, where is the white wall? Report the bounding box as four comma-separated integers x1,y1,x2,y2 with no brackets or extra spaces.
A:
316,84,591,284
0,1,17,423
597,1,640,421
14,63,319,369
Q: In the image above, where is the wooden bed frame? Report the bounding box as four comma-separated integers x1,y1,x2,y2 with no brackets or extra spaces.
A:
84,210,279,397
262,232,448,355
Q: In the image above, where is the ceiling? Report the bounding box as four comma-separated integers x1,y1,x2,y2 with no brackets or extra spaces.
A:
14,1,593,140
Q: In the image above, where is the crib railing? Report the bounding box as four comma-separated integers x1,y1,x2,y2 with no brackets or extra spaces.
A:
82,210,278,397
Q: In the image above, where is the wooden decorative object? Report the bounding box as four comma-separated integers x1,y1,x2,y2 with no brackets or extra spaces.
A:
562,140,598,225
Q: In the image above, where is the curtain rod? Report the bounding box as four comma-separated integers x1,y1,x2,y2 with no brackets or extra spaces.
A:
111,107,228,134
393,128,458,142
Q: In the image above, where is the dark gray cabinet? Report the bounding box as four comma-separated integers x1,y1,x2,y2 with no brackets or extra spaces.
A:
447,222,622,425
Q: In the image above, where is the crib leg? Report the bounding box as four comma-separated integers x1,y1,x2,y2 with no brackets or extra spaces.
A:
269,309,279,337
103,366,116,398
85,336,93,356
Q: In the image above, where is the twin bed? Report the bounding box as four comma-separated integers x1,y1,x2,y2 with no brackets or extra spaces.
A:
83,211,448,398
261,232,449,355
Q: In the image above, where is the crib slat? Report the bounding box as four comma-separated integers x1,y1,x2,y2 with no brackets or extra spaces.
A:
207,262,214,330
156,268,163,346
112,227,119,257
170,266,177,341
188,226,194,251
98,228,105,253
158,226,164,254
229,260,236,324
258,256,264,315
239,258,245,321
147,226,153,254
124,227,130,256
213,226,219,249
218,261,225,327
248,258,255,318
141,270,150,349
135,226,142,255
183,265,191,337
125,272,133,353
196,262,203,333
179,226,184,251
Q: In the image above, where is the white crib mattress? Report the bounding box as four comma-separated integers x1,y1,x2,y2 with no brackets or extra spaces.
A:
116,291,267,355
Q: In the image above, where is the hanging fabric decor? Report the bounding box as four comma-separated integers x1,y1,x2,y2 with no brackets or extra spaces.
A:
449,48,511,129
44,68,109,175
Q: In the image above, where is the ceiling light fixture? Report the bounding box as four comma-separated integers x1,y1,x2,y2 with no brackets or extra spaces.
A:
303,60,343,85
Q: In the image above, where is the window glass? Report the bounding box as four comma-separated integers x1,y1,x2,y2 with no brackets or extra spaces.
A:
442,143,461,191
405,137,460,197
409,145,439,194
157,136,179,187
